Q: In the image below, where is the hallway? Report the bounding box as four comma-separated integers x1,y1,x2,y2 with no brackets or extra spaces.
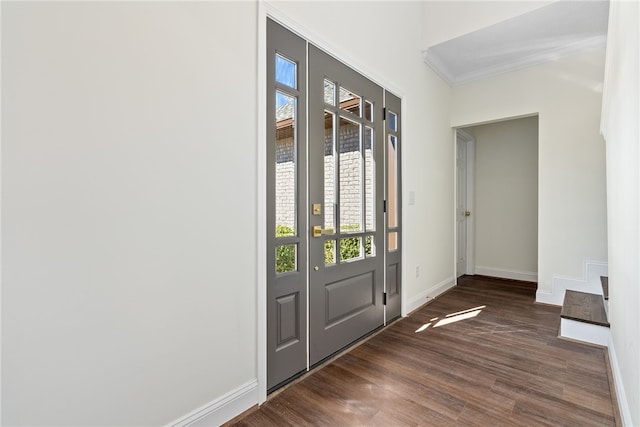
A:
230,276,618,426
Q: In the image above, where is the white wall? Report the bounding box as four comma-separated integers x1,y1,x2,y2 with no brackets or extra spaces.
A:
268,1,455,312
600,1,640,424
467,117,538,279
2,2,258,425
451,49,608,298
2,1,455,425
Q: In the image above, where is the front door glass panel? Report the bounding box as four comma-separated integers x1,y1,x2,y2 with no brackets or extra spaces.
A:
275,92,297,237
276,244,297,273
340,236,362,262
324,80,336,106
275,54,297,88
387,133,398,229
339,116,362,233
365,126,375,232
324,111,336,234
339,87,361,117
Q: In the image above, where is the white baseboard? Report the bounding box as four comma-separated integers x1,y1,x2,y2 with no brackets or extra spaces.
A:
536,260,608,306
607,336,634,427
167,380,257,427
474,266,537,283
559,318,610,347
405,276,455,315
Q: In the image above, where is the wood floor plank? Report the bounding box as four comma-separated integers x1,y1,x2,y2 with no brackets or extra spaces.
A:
227,276,618,426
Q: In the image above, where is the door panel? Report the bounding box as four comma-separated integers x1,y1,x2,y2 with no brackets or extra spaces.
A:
275,292,300,350
266,19,307,390
325,271,375,327
308,45,384,365
385,92,402,321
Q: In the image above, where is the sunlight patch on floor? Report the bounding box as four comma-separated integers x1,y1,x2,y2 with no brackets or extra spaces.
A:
434,309,481,327
415,305,486,333
415,323,431,333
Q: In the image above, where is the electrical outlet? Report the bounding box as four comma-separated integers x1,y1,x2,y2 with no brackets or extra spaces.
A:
415,266,420,278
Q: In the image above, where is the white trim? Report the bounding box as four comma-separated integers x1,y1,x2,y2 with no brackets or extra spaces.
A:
608,336,634,427
600,0,618,139
559,318,610,347
257,0,268,406
424,35,607,87
0,2,3,422
405,276,455,315
452,130,458,283
536,260,608,306
455,129,475,276
423,49,455,86
167,380,258,427
475,266,537,283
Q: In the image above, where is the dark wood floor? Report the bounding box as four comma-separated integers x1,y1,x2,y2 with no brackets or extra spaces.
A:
230,275,618,426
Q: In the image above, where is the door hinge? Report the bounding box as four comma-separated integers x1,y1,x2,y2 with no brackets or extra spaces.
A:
383,200,387,213
383,292,387,305
382,107,386,121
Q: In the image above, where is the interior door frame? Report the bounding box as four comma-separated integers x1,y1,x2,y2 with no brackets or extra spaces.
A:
258,5,406,403
455,128,475,278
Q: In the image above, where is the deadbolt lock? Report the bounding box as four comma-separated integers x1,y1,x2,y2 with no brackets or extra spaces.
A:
464,211,471,217
312,203,322,216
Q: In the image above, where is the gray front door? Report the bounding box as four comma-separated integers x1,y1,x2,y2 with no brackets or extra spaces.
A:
308,46,385,365
267,20,402,390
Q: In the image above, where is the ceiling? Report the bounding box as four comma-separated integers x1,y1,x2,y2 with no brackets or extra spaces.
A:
423,0,610,86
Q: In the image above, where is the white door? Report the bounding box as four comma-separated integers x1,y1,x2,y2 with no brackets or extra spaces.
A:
456,130,474,278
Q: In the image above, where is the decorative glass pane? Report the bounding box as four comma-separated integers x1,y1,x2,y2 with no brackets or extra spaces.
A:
275,54,296,89
340,237,362,262
339,116,362,233
365,235,375,257
388,232,398,251
388,111,397,131
339,87,361,117
276,244,297,273
388,134,398,229
364,100,373,121
324,80,335,105
325,240,336,265
365,126,374,231
275,91,297,237
324,111,336,233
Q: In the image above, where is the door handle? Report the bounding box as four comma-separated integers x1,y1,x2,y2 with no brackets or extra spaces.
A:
312,225,334,237
464,211,471,217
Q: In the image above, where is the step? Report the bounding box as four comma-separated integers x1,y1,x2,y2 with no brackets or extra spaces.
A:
561,290,609,327
600,276,609,300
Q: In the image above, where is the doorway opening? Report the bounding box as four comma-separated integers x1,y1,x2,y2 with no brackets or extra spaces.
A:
456,116,539,283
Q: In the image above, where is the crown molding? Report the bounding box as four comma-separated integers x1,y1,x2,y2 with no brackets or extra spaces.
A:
424,34,607,87
422,49,455,86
